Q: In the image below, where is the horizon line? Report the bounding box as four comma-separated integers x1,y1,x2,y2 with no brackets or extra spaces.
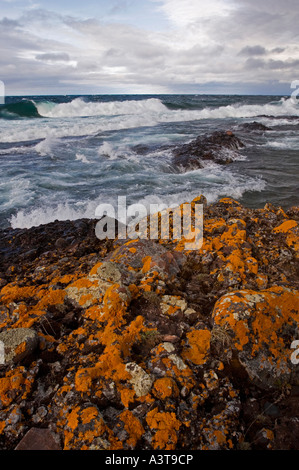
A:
5,92,288,97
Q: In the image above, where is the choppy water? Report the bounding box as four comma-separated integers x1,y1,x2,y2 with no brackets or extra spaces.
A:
0,94,298,229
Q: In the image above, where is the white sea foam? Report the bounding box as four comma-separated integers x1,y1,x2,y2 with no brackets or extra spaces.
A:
9,164,266,229
76,153,91,163
262,138,299,150
34,136,60,156
98,141,121,160
0,145,33,156
10,200,98,229
1,177,35,212
98,141,140,162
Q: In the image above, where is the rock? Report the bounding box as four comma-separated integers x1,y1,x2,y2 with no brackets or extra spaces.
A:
0,328,38,364
162,335,179,343
125,362,153,397
55,237,68,249
253,428,275,450
264,402,280,418
239,122,272,132
198,398,241,449
15,428,61,450
172,131,245,171
212,287,299,389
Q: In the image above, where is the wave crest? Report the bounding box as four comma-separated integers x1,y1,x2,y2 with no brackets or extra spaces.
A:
0,100,41,120
36,97,168,118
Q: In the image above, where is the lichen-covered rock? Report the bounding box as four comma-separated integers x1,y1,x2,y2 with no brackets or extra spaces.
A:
212,287,299,389
0,328,38,364
0,196,298,450
198,398,241,450
125,363,153,398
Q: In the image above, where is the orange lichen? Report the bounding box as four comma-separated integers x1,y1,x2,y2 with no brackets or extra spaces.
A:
0,284,38,304
119,410,145,447
245,257,259,275
67,406,80,431
81,407,99,425
146,408,181,450
78,294,94,306
0,367,33,408
142,256,152,273
84,305,103,321
59,404,120,450
119,388,136,408
213,287,299,366
1,194,299,451
14,341,27,357
36,289,66,308
57,274,76,284
89,262,103,276
273,220,297,233
152,378,179,400
214,430,227,445
182,330,211,366
68,278,98,289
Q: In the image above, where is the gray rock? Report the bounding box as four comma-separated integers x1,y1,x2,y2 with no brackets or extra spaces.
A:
0,328,39,364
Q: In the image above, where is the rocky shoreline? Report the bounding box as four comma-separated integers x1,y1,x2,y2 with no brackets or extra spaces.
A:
0,196,298,450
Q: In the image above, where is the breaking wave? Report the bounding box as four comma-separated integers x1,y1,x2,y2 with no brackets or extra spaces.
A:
1,96,298,123
0,100,41,119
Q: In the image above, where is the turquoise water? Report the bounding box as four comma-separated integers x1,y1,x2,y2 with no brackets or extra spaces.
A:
0,94,298,229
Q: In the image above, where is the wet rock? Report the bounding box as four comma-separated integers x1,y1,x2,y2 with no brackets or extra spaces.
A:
239,122,272,132
172,131,245,171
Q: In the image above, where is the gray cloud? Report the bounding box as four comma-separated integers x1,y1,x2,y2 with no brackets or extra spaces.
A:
35,52,71,62
271,47,285,54
1,2,299,95
108,1,133,15
239,45,267,56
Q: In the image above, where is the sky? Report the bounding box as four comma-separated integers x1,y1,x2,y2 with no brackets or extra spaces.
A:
1,0,299,95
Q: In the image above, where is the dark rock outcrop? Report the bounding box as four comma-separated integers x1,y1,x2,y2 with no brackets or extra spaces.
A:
239,121,272,132
172,131,245,171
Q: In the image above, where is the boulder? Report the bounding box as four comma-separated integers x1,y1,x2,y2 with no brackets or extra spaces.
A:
212,287,299,389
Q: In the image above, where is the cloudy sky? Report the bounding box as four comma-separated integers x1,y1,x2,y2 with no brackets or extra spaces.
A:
1,0,299,95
